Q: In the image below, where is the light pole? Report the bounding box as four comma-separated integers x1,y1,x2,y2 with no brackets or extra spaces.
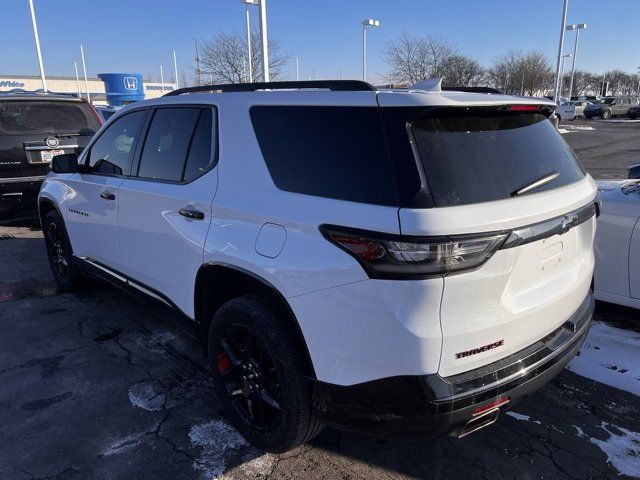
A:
194,39,202,86
553,0,569,104
73,61,81,97
173,49,179,89
158,65,165,93
559,54,572,99
565,23,587,99
241,0,258,83
79,44,90,103
258,0,269,81
28,0,47,91
295,57,299,81
361,19,380,82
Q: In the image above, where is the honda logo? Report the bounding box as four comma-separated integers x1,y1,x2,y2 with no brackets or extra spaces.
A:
123,77,138,90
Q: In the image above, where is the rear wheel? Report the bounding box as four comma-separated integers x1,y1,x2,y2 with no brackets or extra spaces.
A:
43,209,81,291
208,295,323,453
602,109,612,119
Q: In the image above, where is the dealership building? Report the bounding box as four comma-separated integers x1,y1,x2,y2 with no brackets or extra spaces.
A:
0,74,176,105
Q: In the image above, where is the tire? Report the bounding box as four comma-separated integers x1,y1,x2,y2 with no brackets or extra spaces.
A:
42,209,82,291
556,115,562,121
602,109,612,119
208,295,323,453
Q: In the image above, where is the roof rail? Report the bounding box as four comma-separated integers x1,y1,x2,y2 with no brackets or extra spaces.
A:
441,86,502,94
164,80,376,96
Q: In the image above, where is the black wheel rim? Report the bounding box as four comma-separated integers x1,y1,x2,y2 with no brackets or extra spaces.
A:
46,222,69,281
217,324,283,432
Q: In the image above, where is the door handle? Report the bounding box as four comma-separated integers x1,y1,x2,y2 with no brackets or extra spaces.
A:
179,207,205,220
100,191,116,201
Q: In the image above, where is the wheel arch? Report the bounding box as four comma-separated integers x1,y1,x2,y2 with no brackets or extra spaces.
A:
194,263,317,379
38,196,62,228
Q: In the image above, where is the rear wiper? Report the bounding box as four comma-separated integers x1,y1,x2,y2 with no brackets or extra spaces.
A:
511,171,560,197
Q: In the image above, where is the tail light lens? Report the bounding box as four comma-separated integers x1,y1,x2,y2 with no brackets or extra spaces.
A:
320,225,508,279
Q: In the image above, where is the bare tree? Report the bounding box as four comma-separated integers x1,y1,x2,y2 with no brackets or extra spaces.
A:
383,33,459,84
199,31,288,84
441,55,485,87
487,50,553,96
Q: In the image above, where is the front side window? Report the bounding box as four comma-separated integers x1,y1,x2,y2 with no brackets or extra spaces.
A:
406,109,586,207
137,107,215,182
87,110,147,176
250,106,397,206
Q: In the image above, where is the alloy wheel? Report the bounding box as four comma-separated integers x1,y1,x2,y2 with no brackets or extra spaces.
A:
46,222,69,281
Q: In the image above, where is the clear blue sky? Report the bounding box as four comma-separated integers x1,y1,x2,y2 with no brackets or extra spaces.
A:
3,0,639,83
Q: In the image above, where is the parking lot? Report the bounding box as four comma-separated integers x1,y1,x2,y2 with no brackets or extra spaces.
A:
1,119,639,480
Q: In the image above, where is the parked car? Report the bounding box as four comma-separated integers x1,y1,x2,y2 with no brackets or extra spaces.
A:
584,96,640,119
94,105,121,123
594,164,640,310
0,91,101,216
39,79,598,452
628,105,640,119
555,101,591,120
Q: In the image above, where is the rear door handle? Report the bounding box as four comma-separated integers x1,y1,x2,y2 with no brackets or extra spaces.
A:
179,207,205,220
100,191,116,201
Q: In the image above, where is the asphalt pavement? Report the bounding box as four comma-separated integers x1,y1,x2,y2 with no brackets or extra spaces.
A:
0,119,639,480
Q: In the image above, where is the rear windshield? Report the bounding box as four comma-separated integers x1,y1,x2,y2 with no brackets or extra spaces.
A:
407,109,585,207
0,100,100,135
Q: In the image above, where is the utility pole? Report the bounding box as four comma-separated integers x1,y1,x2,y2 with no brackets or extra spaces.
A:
295,57,299,81
28,0,47,91
159,65,165,93
173,49,179,89
73,61,80,97
194,39,202,86
80,44,90,103
258,0,269,81
553,0,569,104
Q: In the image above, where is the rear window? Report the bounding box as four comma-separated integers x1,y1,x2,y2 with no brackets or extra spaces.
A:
0,100,100,135
407,109,585,207
250,106,397,206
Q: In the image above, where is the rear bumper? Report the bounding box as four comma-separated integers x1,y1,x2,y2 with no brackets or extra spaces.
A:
312,291,593,439
0,176,45,200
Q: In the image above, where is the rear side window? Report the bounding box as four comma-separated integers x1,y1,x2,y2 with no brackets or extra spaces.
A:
87,110,147,176
250,106,397,206
408,109,585,207
137,107,215,182
0,100,100,135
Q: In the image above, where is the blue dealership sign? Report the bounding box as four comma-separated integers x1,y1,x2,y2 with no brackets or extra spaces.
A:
98,73,144,106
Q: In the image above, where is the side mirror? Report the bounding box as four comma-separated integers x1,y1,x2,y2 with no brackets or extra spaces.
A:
51,153,80,174
628,163,640,180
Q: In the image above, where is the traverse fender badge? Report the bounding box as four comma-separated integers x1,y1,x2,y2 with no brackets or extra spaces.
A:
455,340,504,359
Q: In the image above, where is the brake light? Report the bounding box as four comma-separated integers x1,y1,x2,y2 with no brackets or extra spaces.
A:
320,225,508,279
508,104,540,112
472,397,509,416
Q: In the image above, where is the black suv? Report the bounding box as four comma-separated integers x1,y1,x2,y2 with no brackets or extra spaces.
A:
0,91,101,215
584,96,640,119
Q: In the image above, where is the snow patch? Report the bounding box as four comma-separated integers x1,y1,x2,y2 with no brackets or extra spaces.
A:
188,419,273,479
506,411,541,424
589,422,640,478
568,321,640,396
558,128,571,134
564,125,596,131
102,432,145,457
128,380,166,411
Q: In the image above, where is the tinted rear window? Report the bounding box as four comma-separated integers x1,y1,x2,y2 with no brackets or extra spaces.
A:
250,106,397,206
0,100,100,135
408,109,585,207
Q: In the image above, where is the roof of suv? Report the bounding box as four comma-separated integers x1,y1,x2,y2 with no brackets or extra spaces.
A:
128,80,556,110
0,90,84,102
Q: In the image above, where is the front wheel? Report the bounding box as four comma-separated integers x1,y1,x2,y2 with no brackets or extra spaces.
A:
43,209,81,291
208,295,323,453
602,109,612,119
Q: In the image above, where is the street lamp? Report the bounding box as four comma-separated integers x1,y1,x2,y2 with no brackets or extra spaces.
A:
240,0,259,82
361,18,380,82
559,54,572,99
553,0,569,104
158,65,165,93
28,0,47,91
173,49,179,89
565,23,587,99
79,44,90,103
73,61,80,97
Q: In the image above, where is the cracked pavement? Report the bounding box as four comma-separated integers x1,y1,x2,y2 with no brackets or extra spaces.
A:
1,122,639,479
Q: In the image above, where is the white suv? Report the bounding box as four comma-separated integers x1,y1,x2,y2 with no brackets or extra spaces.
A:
38,80,598,452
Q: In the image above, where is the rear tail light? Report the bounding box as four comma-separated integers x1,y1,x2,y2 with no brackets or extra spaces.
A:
320,225,508,279
508,104,541,112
